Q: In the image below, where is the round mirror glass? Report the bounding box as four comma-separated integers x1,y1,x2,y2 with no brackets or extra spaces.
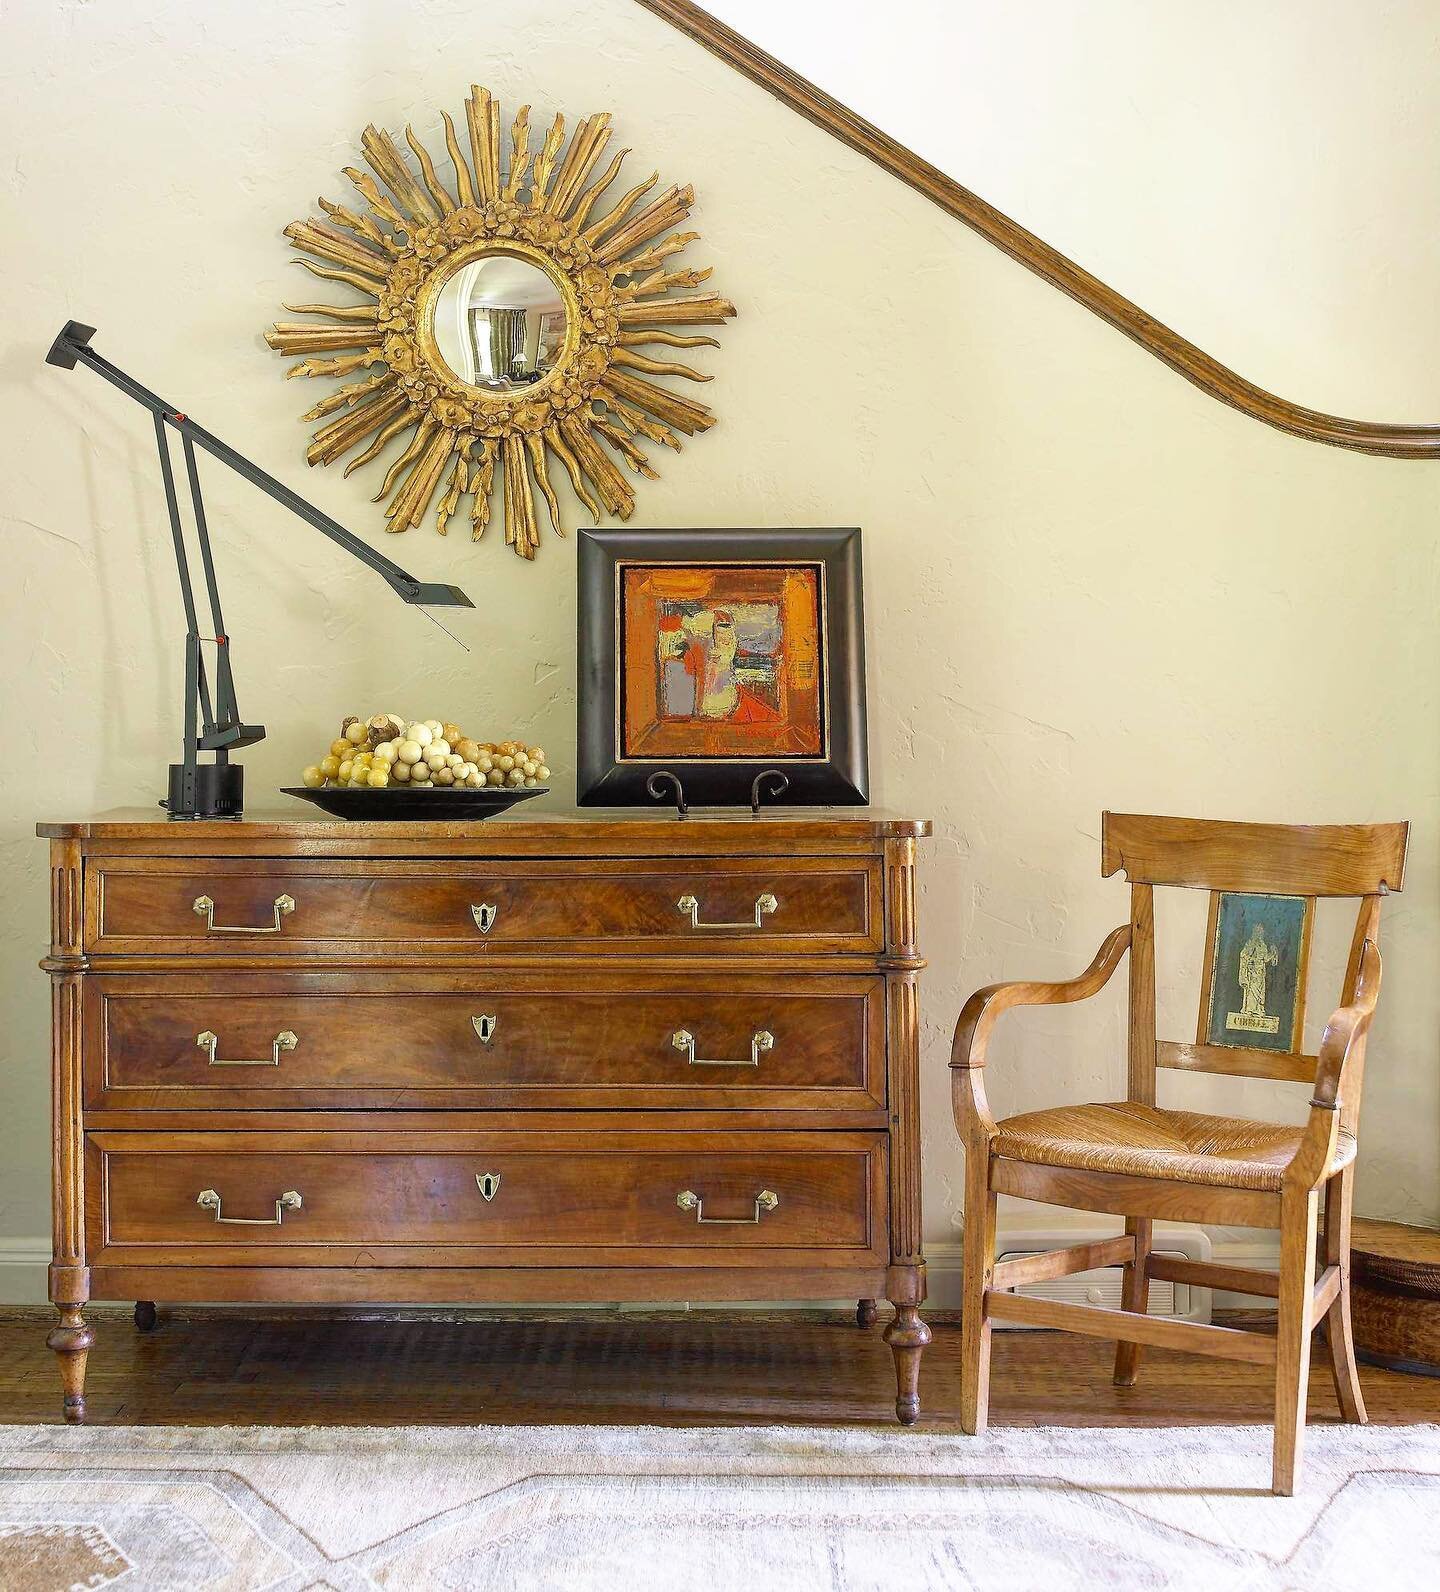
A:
430,253,569,392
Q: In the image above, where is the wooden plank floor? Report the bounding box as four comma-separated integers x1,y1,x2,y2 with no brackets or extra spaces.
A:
3,1307,1439,1429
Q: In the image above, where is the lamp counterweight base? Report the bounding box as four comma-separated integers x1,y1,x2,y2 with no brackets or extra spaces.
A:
164,763,243,820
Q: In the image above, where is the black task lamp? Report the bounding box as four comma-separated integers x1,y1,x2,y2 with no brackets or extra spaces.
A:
47,322,473,819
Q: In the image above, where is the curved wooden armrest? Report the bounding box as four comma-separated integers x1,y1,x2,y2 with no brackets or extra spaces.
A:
1309,939,1382,1112
1288,939,1381,1187
950,925,1133,1072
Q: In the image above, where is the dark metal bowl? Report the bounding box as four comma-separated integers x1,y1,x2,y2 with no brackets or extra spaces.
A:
280,786,549,821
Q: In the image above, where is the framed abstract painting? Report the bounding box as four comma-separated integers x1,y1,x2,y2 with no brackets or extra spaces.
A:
577,528,868,807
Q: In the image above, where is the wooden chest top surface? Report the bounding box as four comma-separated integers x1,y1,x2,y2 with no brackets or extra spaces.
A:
39,808,931,845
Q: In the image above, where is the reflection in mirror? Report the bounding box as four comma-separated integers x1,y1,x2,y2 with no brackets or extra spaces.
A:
432,254,568,392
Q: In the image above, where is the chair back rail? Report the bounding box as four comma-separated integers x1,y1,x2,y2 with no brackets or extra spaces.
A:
1156,1041,1316,1083
1102,812,1408,896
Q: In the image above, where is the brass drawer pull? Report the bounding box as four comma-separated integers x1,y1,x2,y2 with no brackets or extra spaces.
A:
676,1188,779,1224
196,1188,302,1225
671,1029,773,1067
192,893,295,934
675,892,778,930
195,1030,297,1068
470,903,498,934
471,1014,499,1044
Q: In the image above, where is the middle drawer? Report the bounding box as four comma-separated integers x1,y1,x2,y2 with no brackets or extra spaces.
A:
83,969,885,1114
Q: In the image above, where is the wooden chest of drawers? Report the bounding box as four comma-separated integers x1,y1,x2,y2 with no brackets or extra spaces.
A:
40,810,930,1422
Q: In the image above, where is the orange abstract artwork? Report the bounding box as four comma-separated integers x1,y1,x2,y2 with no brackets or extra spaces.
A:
619,565,825,761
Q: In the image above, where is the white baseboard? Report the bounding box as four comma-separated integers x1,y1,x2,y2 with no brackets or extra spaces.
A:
0,1233,1282,1311
0,1238,52,1306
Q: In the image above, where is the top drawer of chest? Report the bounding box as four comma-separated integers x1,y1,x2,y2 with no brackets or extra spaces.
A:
84,855,884,959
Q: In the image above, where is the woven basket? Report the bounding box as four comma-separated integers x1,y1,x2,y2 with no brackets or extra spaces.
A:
1351,1218,1440,1378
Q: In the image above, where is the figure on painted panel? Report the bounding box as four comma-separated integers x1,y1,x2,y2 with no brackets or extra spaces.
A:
1204,892,1310,1053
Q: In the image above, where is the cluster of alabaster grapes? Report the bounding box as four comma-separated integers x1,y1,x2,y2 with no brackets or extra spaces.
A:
300,714,550,792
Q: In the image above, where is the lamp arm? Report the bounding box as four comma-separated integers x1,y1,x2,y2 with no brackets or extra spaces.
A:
47,322,473,611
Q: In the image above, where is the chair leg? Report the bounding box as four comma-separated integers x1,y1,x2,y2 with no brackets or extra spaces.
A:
959,1149,997,1436
1273,1187,1319,1495
1113,1216,1153,1386
1320,1168,1367,1425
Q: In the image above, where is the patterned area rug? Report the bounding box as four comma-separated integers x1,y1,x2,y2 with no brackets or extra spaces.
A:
0,1422,1437,1590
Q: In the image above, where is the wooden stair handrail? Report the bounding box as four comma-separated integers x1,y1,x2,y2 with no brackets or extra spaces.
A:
636,0,1440,459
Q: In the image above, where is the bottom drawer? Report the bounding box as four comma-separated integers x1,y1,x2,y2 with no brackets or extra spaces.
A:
87,1130,887,1268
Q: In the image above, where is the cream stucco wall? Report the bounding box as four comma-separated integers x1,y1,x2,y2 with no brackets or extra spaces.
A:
2,0,1437,1294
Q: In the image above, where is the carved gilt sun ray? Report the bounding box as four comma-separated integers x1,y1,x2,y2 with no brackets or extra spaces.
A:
266,87,736,559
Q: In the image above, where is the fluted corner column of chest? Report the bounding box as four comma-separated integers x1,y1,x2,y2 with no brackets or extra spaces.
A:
39,809,931,1424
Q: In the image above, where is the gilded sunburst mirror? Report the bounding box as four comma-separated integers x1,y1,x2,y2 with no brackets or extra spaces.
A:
266,87,736,559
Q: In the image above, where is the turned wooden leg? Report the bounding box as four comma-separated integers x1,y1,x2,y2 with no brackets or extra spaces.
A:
1113,1217,1153,1386
884,1303,930,1424
856,1298,878,1329
134,1301,158,1333
1273,1187,1319,1495
1321,1169,1367,1424
959,1149,997,1435
47,1303,94,1424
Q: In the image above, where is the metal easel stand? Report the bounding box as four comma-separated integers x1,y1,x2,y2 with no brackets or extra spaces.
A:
644,769,792,820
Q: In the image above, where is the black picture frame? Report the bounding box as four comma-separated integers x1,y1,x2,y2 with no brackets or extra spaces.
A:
577,527,869,808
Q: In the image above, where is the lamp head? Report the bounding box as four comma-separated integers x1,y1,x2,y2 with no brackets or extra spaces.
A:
390,578,475,609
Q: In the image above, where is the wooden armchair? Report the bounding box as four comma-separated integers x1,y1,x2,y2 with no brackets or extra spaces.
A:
951,813,1408,1494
